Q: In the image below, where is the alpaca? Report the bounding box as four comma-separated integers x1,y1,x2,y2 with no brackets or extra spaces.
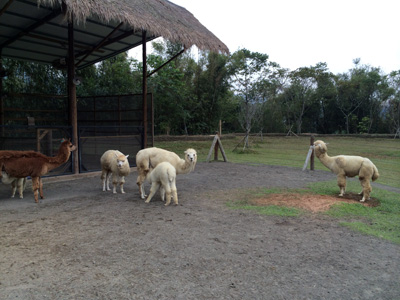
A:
136,147,197,199
100,150,130,194
1,171,27,199
0,139,77,203
313,140,379,202
145,162,178,206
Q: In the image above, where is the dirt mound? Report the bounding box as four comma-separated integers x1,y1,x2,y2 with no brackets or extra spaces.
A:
249,192,380,213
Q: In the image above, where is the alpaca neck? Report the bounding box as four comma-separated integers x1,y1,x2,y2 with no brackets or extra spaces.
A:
316,152,335,169
176,158,193,174
47,147,71,170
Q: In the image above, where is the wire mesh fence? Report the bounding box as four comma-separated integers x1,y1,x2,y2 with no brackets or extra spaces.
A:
0,125,74,176
78,126,143,172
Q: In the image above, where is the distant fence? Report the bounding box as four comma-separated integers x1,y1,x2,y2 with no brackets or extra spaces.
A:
1,92,154,176
78,126,143,172
0,125,147,176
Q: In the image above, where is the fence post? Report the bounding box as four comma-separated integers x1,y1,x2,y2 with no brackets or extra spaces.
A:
310,135,315,171
214,120,222,161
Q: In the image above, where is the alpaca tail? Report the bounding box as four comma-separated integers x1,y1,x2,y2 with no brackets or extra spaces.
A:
372,164,380,182
167,167,175,183
1,171,13,184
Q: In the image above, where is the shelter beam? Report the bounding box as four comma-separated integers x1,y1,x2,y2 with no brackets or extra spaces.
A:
142,30,147,148
75,22,124,67
68,18,79,174
0,0,15,17
147,48,186,78
0,8,62,49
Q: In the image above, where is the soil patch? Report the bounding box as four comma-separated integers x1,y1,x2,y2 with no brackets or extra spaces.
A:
249,192,380,213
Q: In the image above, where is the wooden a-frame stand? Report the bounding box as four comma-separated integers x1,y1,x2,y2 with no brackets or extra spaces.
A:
206,134,227,162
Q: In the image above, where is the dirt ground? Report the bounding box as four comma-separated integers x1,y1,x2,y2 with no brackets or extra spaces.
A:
1,162,399,300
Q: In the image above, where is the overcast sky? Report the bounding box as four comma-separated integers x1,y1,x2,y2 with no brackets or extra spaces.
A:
164,0,399,74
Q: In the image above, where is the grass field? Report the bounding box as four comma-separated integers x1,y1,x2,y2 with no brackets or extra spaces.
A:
155,135,400,244
156,135,400,189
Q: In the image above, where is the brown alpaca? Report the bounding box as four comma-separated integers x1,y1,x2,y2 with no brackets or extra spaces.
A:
0,140,77,203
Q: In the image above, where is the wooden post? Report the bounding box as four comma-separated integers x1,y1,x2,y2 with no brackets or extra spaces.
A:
206,134,227,163
68,18,79,174
214,120,222,160
310,135,315,171
0,52,3,129
142,30,147,149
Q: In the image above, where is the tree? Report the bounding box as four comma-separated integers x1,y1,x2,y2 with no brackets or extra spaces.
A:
190,51,231,133
279,66,322,134
147,40,232,135
228,49,273,149
335,60,389,134
385,71,400,135
2,59,66,94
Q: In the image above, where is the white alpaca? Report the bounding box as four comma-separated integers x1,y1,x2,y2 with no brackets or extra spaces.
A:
145,162,178,206
100,150,130,194
1,171,27,199
136,147,197,199
313,140,379,202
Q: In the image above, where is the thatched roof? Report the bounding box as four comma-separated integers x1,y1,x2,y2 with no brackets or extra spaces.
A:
0,0,228,69
49,0,229,54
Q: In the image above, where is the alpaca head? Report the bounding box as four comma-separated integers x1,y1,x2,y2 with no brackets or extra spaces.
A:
61,139,77,152
184,148,197,164
313,140,328,157
184,148,197,171
115,153,129,169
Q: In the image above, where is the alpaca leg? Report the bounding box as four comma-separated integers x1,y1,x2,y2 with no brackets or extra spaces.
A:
160,187,166,202
112,175,118,194
17,178,24,199
359,166,373,202
337,175,346,197
164,185,172,206
137,171,148,199
359,178,372,202
171,180,178,205
39,177,44,199
145,182,160,203
137,165,150,199
120,176,126,194
101,171,107,191
106,173,111,191
140,183,146,199
31,177,40,203
11,180,17,198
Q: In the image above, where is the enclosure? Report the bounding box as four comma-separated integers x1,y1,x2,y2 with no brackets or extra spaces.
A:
0,92,153,174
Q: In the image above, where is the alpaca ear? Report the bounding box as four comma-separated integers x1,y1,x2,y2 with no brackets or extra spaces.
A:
125,155,129,158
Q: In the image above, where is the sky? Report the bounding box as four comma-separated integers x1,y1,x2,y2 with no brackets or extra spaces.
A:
132,0,400,75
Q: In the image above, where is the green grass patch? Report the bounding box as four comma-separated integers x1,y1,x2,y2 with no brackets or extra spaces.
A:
226,200,301,217
156,135,400,188
315,181,400,244
157,136,400,243
225,181,400,244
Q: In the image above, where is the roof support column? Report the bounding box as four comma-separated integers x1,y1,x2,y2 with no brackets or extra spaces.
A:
0,51,3,128
68,18,79,174
142,30,148,148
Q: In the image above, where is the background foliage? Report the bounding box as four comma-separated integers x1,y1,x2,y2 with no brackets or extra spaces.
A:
2,41,400,135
